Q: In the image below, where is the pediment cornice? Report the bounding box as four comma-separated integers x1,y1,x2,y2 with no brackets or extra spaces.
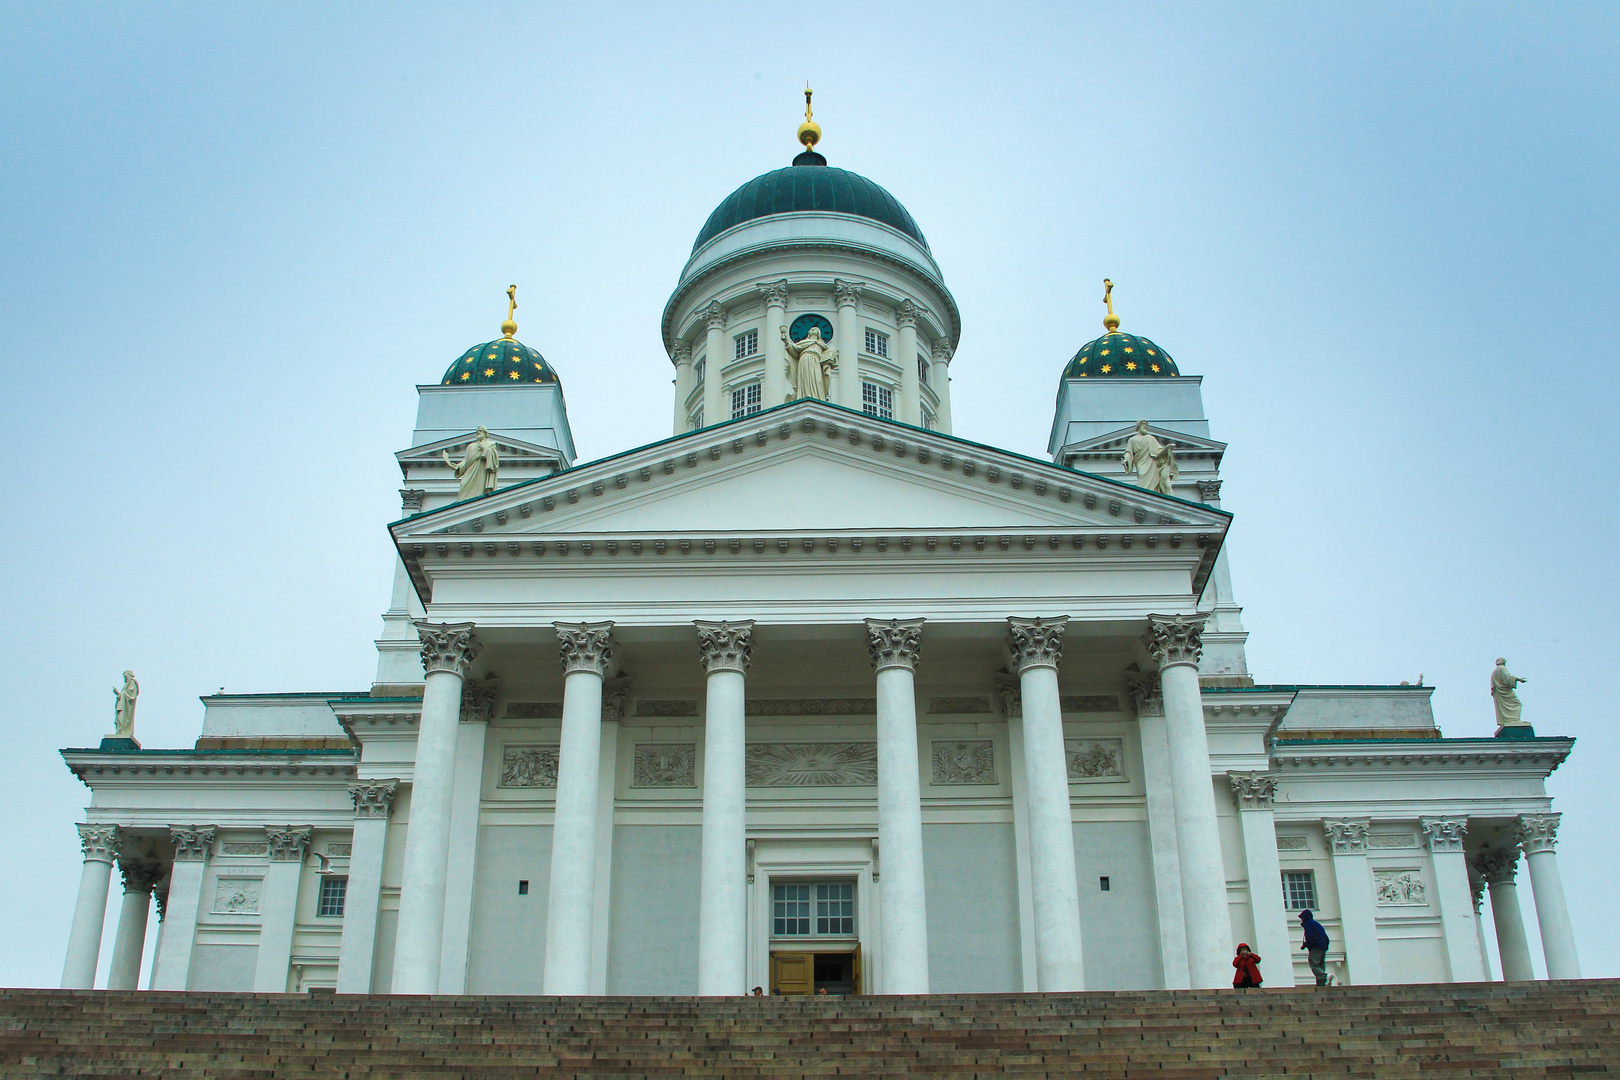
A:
1059,423,1227,465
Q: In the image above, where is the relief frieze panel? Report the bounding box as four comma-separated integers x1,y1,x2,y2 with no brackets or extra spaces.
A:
745,742,877,787
931,740,996,785
1065,737,1127,781
500,744,560,788
632,743,697,788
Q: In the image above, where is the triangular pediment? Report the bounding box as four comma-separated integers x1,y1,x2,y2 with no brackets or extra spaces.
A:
1061,423,1228,458
392,402,1229,543
397,431,567,470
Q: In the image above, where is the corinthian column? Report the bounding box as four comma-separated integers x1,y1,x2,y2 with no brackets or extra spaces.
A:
1006,616,1084,991
151,827,214,990
834,280,864,410
895,300,923,426
671,343,694,434
1228,774,1293,976
107,859,163,991
695,620,753,995
930,342,953,433
1323,818,1383,985
760,281,789,408
543,620,615,995
867,618,930,993
1145,613,1228,988
1518,814,1580,979
1476,847,1534,981
337,780,398,993
61,824,121,988
1422,817,1488,982
393,621,479,994
700,302,727,429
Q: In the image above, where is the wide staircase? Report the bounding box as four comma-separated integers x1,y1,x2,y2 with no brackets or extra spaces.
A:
1,981,1616,1078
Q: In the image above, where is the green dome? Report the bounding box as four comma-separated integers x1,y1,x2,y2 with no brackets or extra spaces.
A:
1063,331,1179,379
693,165,929,253
442,338,559,386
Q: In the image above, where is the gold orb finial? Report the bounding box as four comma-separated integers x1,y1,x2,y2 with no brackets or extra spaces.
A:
501,284,518,339
1102,278,1120,332
797,85,822,151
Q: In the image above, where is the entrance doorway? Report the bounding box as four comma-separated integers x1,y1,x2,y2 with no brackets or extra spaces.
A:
769,948,862,995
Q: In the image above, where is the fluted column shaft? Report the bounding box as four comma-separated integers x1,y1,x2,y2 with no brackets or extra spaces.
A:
1519,814,1580,979
1147,614,1228,988
696,621,752,995
1007,617,1084,991
896,301,921,426
835,280,863,410
151,827,214,990
1477,847,1534,980
543,621,615,995
107,861,162,990
394,621,479,994
337,781,398,992
869,618,930,993
62,825,120,989
761,282,788,408
1422,817,1487,982
701,303,726,428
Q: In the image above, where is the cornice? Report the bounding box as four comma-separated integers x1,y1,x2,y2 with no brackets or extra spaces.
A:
330,699,423,748
1271,737,1573,778
63,750,358,788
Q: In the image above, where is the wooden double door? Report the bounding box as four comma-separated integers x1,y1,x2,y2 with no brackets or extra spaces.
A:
769,947,862,995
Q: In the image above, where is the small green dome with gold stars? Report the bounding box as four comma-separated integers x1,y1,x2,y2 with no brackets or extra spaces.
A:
1063,331,1179,379
442,338,559,386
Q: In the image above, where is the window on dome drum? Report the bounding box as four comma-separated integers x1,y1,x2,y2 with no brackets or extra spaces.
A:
317,876,347,917
772,882,856,936
690,408,704,429
864,328,889,357
731,382,761,419
862,382,894,420
693,357,705,383
1281,870,1318,912
917,355,929,385
734,329,758,359
922,407,936,431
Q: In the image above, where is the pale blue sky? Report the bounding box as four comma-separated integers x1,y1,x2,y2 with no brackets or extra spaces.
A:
2,3,1615,986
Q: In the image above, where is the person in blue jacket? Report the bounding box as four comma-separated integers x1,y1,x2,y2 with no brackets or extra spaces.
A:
1299,909,1331,986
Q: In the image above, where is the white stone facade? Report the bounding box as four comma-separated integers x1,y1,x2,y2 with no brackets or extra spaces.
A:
59,146,1578,996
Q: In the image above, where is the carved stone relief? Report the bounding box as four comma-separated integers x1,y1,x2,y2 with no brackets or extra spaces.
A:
1062,695,1121,712
327,844,352,858
745,699,876,717
1276,836,1310,851
1374,869,1428,906
632,743,697,788
1065,738,1126,781
1367,834,1418,849
500,745,560,788
212,877,262,915
931,740,995,785
219,843,269,857
506,702,563,719
927,696,992,714
635,700,698,717
745,742,878,787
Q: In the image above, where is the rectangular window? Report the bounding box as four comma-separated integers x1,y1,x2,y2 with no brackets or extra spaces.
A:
773,883,812,935
918,355,929,385
922,407,936,431
317,876,347,917
690,407,704,429
862,381,894,419
693,357,705,383
816,883,854,935
865,328,889,357
734,329,758,359
1281,870,1318,911
731,382,762,419
773,881,856,936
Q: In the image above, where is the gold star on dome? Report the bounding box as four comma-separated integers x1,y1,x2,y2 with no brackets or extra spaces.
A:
1078,372,1088,377
1100,364,1112,373
533,376,544,382
459,372,471,381
533,361,544,369
483,368,495,377
1150,363,1161,373
1126,361,1137,370
1078,357,1088,364
1100,348,1111,356
508,370,520,379
464,357,474,364
1147,349,1157,357
1123,346,1134,353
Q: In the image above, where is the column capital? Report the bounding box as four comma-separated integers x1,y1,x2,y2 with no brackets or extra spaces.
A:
993,671,1022,717
866,618,924,673
833,279,864,307
399,488,426,514
1516,812,1561,854
1421,817,1469,853
699,300,728,330
1196,480,1223,503
1125,671,1163,717
415,621,480,678
671,341,692,366
349,780,399,819
555,620,615,677
460,679,500,723
1323,818,1370,855
119,860,165,896
265,827,313,862
757,280,789,307
894,299,925,328
1474,846,1520,884
1006,616,1068,673
1144,613,1209,670
695,620,754,675
1469,869,1487,913
602,676,631,723
1228,772,1279,809
169,826,216,863
154,888,169,922
931,341,953,364
76,823,121,864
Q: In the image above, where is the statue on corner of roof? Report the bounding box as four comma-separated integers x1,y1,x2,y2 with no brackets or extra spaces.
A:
1121,419,1178,496
1491,658,1529,729
112,670,139,739
781,324,836,401
444,425,499,500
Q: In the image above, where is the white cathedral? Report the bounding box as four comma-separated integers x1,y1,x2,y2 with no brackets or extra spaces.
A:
60,103,1580,998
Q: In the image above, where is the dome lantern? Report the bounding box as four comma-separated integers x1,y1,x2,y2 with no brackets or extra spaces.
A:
1063,279,1180,379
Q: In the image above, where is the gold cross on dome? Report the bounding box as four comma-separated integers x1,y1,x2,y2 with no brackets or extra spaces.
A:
1103,279,1114,316
506,285,517,322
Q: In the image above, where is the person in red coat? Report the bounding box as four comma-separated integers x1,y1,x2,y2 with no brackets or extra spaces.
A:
1232,943,1263,989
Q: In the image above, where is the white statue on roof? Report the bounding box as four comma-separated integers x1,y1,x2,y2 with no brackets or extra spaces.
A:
781,325,836,402
1491,658,1529,728
444,425,499,500
1121,420,1178,496
111,670,138,739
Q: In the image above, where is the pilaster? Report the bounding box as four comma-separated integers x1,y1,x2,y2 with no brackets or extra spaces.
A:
1323,818,1383,985
1421,817,1487,982
1517,813,1579,979
1228,774,1293,979
255,827,312,991
151,826,214,990
337,781,397,993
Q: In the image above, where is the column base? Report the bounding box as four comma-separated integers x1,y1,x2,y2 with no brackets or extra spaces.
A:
1495,725,1537,739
